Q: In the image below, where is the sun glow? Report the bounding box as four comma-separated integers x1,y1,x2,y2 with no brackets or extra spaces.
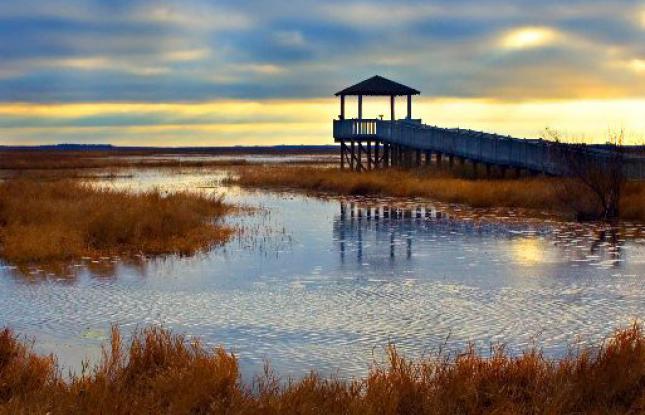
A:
511,238,549,266
1,98,645,146
628,59,645,73
500,27,558,50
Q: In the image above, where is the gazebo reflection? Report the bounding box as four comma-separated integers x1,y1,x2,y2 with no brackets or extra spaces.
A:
333,201,625,267
334,201,453,264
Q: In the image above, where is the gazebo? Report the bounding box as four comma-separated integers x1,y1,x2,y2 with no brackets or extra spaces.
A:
335,75,420,121
333,75,421,171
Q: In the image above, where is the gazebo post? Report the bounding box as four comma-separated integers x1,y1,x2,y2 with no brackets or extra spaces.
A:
358,95,363,120
407,95,412,119
390,95,395,121
340,95,345,120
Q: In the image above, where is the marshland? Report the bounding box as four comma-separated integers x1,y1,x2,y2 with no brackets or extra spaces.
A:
1,148,644,413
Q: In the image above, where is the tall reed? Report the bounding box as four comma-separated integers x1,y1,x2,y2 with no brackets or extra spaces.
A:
0,324,643,414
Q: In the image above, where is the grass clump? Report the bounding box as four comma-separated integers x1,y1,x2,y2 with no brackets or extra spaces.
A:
0,179,231,264
0,324,644,414
229,166,645,221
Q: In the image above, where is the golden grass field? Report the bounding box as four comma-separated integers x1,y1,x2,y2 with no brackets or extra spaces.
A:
0,150,250,170
0,179,231,264
0,324,643,414
229,166,645,222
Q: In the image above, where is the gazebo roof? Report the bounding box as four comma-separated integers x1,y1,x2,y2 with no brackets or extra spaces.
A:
335,75,420,96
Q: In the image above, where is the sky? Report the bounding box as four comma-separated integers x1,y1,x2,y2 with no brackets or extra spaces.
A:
1,0,645,146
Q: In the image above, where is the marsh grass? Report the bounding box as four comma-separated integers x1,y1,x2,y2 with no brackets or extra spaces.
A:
0,324,644,414
0,150,334,172
229,166,645,221
0,150,250,170
0,179,231,265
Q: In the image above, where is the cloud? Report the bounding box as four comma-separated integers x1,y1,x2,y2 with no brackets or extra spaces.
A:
1,0,645,105
162,48,211,62
317,2,438,27
626,58,645,73
130,2,251,31
273,31,306,47
499,27,560,50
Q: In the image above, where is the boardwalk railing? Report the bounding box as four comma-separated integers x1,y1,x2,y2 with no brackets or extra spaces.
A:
333,119,645,179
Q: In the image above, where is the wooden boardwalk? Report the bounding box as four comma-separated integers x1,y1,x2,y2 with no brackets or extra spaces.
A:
333,118,645,179
332,76,645,179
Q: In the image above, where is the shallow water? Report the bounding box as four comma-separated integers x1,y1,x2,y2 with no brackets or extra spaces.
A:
1,166,644,379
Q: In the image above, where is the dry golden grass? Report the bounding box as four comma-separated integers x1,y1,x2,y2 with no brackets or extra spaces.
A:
0,324,644,414
229,166,645,221
0,150,249,170
0,179,231,264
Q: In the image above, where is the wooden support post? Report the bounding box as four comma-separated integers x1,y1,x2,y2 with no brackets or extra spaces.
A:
425,151,432,166
448,155,454,168
374,141,379,168
407,95,412,119
367,141,372,170
358,95,363,120
485,163,492,177
357,141,363,171
383,143,389,168
390,95,395,121
340,141,345,170
415,149,421,167
350,141,356,171
472,161,479,177
436,152,442,167
340,95,345,120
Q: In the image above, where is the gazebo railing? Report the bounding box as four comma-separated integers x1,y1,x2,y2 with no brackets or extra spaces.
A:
333,119,383,139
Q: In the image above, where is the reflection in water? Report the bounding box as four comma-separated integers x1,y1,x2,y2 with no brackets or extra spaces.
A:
1,167,644,381
336,202,445,264
512,238,548,266
334,201,627,269
2,255,154,282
